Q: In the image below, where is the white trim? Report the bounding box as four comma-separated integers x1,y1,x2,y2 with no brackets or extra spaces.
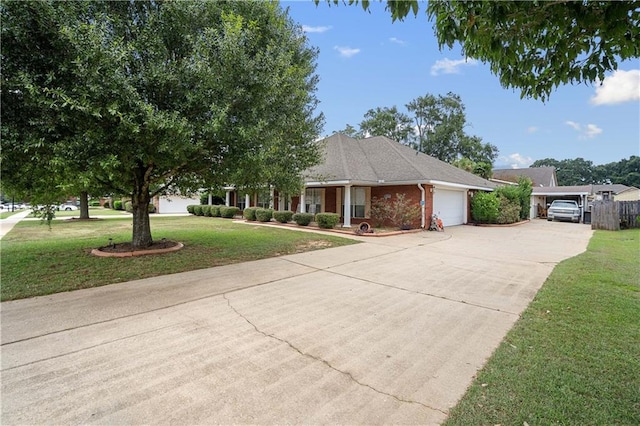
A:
343,185,351,227
305,179,494,192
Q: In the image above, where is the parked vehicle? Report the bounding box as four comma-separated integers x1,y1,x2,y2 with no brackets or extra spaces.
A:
547,200,581,223
58,203,79,211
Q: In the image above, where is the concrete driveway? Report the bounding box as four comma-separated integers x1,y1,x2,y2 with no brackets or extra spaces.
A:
1,221,592,425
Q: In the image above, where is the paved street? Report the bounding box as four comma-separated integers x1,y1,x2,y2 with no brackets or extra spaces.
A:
1,221,592,425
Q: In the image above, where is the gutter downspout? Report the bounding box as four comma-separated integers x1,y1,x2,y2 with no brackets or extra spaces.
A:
418,183,426,229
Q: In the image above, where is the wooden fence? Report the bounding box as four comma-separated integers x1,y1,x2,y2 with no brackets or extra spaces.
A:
591,201,640,231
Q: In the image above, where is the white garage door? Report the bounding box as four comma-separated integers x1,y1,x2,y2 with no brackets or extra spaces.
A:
433,188,466,226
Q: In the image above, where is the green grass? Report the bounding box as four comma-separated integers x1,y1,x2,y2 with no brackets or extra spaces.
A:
0,216,357,301
445,229,640,425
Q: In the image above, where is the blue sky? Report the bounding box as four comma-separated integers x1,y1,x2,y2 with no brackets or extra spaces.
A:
283,1,640,169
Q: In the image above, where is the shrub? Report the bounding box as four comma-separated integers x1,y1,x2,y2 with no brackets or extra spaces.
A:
315,213,340,229
148,204,156,213
113,200,123,211
219,206,240,218
496,197,521,224
471,192,499,223
517,176,533,220
390,193,421,229
243,207,258,221
210,205,221,217
201,205,212,217
193,205,204,216
370,196,393,227
292,212,314,226
255,208,273,222
89,200,101,207
186,205,196,215
103,201,110,209
273,210,293,223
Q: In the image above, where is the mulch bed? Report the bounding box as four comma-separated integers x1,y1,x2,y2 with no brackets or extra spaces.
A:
98,239,180,253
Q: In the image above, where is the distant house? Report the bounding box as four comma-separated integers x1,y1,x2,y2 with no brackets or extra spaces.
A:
491,167,639,221
225,133,496,228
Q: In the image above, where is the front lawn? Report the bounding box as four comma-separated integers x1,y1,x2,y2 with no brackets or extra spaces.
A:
445,229,640,425
0,216,358,301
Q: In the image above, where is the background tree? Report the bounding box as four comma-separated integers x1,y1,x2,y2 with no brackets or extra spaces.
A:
324,0,639,101
2,1,323,248
358,106,414,144
532,156,640,187
406,92,497,164
335,123,361,138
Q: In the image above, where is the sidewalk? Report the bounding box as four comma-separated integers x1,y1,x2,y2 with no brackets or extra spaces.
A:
0,210,31,240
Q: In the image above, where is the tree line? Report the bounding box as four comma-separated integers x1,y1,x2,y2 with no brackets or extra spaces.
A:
532,156,640,188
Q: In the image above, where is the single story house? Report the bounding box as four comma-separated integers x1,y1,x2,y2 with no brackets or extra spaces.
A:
492,167,639,221
225,133,496,228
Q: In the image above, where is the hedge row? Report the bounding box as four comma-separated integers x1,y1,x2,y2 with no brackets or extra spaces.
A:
187,204,238,218
187,205,342,229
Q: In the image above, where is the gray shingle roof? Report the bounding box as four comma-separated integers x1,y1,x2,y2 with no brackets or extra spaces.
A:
304,133,496,189
492,167,557,187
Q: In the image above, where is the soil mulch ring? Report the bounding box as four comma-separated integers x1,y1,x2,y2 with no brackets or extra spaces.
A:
91,240,184,257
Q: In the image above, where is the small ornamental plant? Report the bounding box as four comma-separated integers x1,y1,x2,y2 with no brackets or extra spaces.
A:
315,213,340,229
292,212,314,226
273,210,294,223
255,208,273,222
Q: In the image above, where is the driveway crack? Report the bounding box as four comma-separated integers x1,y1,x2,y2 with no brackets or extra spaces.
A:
222,293,448,416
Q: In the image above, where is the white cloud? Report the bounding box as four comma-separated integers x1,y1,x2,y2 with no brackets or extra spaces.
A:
527,126,539,134
430,58,478,76
590,69,640,105
301,25,332,34
565,120,581,131
389,37,406,45
499,153,533,169
584,123,603,138
565,121,603,139
334,45,360,58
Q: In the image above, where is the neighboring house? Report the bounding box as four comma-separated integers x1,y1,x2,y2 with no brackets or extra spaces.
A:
226,133,496,228
492,167,558,187
153,194,201,214
491,167,639,221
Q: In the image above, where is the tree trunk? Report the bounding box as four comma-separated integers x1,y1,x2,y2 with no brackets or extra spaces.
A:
131,185,153,249
79,191,90,219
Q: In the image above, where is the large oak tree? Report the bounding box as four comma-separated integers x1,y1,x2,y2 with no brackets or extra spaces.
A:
2,1,323,248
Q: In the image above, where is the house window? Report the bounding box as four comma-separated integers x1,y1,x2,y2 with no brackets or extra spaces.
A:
237,194,246,210
351,187,366,218
256,191,270,208
305,188,323,214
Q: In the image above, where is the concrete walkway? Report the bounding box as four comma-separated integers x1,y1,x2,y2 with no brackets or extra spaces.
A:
0,210,31,239
0,221,593,425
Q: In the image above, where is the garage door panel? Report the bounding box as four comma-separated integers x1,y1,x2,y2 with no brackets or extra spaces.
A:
433,189,465,226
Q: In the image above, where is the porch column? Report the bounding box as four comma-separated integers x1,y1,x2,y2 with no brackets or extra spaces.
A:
245,194,250,208
225,190,230,207
278,194,284,211
299,189,306,213
269,187,275,209
343,184,351,227
208,193,212,205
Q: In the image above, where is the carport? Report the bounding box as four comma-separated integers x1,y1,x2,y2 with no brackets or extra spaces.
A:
531,186,591,223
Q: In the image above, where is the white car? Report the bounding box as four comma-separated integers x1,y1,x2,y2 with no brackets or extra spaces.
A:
547,200,581,223
58,203,79,211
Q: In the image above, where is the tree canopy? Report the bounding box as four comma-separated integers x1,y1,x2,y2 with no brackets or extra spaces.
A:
2,1,323,248
336,92,498,172
323,0,640,101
